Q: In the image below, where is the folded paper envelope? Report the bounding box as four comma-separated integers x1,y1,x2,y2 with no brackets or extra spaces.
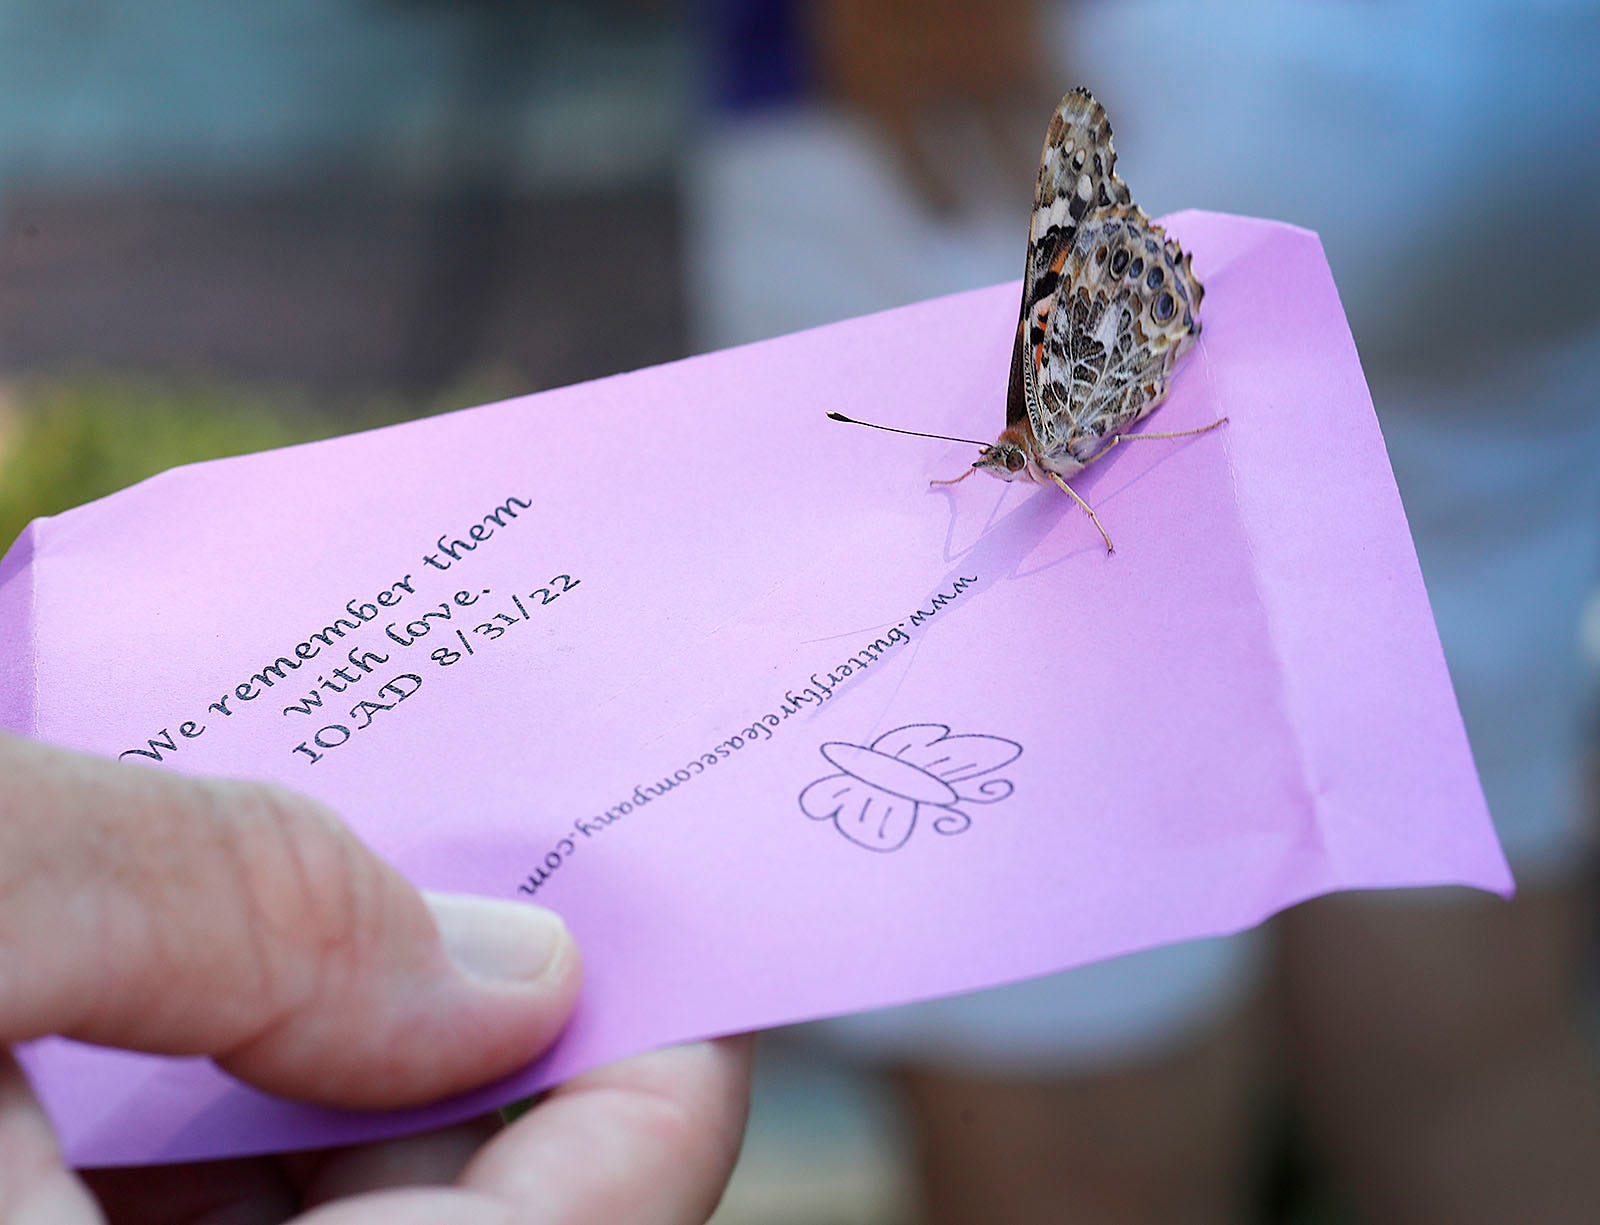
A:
0,211,1511,1166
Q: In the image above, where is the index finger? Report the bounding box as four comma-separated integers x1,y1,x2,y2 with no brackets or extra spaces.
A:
459,1038,754,1225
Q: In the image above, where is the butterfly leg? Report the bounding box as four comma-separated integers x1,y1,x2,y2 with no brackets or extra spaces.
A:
929,468,978,487
1048,472,1115,555
1092,416,1230,465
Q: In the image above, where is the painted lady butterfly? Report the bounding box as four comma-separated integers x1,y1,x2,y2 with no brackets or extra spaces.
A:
831,87,1225,553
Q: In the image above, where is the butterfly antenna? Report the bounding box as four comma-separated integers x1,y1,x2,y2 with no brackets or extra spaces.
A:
826,411,988,448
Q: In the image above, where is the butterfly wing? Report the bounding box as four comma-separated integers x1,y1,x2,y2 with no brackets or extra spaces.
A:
1005,88,1131,431
868,724,1022,783
799,774,919,852
1030,206,1204,469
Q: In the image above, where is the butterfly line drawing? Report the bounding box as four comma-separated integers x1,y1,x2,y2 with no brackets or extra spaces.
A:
799,723,1023,853
829,87,1226,554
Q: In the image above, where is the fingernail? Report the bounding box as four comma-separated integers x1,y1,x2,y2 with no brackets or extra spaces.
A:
425,891,570,986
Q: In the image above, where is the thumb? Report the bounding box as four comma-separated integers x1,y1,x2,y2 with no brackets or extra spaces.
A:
0,735,579,1109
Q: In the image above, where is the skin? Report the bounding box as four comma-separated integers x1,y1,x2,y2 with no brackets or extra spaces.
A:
0,733,751,1225
811,0,1052,216
890,886,1600,1225
893,1008,1258,1225
1276,888,1600,1225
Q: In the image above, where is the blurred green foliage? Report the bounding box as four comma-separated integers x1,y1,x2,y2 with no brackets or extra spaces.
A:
0,372,527,554
0,378,340,552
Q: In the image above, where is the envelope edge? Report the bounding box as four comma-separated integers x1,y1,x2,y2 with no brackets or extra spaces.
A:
0,520,40,736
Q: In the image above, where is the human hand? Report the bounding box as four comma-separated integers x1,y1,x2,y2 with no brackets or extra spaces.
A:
0,734,751,1223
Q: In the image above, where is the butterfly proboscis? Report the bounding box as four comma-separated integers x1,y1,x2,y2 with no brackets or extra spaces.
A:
827,410,1227,554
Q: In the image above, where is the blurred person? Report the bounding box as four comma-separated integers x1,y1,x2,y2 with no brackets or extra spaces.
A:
688,2,1600,1222
0,733,750,1223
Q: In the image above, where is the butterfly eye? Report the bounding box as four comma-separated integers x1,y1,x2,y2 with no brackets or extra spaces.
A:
1146,266,1164,290
1110,249,1129,276
1127,257,1145,279
1004,449,1026,472
1154,291,1176,322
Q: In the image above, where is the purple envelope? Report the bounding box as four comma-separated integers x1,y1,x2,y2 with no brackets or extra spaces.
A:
0,212,1511,1166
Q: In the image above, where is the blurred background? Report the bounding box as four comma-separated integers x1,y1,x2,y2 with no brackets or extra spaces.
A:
3,2,1598,1222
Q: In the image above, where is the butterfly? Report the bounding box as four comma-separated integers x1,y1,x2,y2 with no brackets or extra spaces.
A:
830,87,1225,553
798,723,1023,853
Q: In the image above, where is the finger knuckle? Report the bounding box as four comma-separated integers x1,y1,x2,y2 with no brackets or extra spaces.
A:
217,781,394,1001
